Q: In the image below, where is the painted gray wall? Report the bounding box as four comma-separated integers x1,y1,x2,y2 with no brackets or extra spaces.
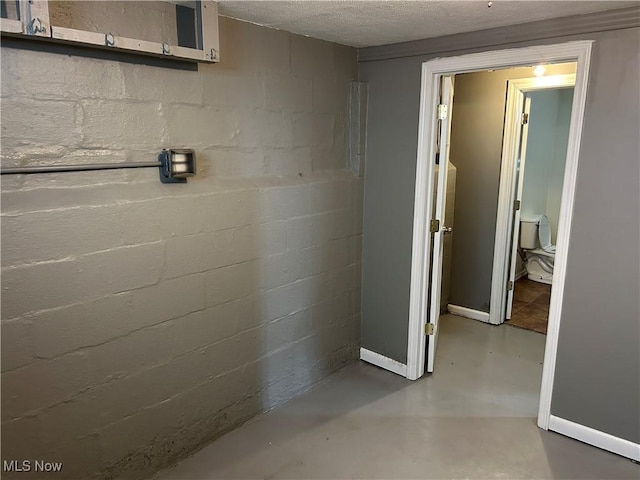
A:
360,58,422,363
1,17,361,480
446,70,505,312
359,25,639,443
550,28,639,444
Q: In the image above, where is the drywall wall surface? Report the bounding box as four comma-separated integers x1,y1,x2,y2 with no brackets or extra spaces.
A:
359,24,639,443
550,27,640,444
1,16,360,480
521,88,573,243
546,88,574,242
522,90,561,223
359,55,422,363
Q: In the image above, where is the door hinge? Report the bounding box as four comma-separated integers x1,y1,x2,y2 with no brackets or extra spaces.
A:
437,104,448,120
507,280,514,291
430,219,440,233
522,112,529,125
514,200,521,211
425,323,435,335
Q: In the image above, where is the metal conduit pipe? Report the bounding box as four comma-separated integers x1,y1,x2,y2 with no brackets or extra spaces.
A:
0,161,162,175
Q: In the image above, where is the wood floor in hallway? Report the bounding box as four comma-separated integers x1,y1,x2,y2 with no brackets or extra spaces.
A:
154,315,639,480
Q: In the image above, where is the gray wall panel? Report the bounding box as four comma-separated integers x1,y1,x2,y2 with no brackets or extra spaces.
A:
551,27,640,443
359,22,639,442
360,57,422,363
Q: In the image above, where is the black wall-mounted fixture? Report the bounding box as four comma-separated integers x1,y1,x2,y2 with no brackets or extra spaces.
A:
1,149,197,184
159,148,196,183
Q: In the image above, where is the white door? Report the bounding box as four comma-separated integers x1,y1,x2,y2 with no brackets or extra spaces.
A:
426,75,455,373
505,96,532,319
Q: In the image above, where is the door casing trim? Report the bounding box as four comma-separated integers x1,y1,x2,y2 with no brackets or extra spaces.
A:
406,41,593,435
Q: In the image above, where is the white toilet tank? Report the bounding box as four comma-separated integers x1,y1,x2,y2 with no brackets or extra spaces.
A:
520,215,541,249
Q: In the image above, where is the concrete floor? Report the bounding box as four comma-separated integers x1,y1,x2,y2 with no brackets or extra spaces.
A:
154,315,639,479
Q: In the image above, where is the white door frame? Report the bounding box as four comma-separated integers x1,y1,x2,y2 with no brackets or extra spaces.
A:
490,73,577,326
426,75,455,374
406,41,593,432
504,95,531,321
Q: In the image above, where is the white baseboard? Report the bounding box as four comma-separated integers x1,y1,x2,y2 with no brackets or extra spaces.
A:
360,348,407,377
549,415,640,461
447,304,491,323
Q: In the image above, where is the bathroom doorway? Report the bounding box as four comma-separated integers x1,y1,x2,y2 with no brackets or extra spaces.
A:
498,77,576,335
431,66,577,332
428,71,575,338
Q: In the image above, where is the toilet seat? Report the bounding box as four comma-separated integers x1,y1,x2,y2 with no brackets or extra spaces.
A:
537,215,554,251
521,214,556,285
528,247,555,258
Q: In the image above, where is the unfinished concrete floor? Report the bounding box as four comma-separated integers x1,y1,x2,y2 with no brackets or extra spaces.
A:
154,315,639,479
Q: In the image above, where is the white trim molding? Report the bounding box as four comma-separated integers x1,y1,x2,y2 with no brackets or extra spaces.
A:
406,42,593,437
360,348,408,377
406,60,441,381
549,415,640,461
537,41,592,431
447,304,490,323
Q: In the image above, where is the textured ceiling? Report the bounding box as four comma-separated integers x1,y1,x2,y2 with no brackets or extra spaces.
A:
218,1,637,47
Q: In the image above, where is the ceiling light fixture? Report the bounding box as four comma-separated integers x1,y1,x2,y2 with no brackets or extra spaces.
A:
534,65,546,77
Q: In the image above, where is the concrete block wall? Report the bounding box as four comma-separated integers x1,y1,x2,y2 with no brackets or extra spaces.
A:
1,16,361,480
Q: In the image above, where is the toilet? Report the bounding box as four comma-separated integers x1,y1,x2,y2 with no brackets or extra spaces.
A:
520,214,555,284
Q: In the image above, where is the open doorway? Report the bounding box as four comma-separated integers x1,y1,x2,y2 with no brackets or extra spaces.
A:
505,82,575,334
406,42,593,437
437,66,577,337
421,65,576,372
